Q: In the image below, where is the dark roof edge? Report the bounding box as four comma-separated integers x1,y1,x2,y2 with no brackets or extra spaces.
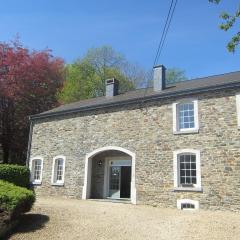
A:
29,81,240,121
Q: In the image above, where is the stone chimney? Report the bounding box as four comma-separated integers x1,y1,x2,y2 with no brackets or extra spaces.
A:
105,78,119,97
153,65,166,91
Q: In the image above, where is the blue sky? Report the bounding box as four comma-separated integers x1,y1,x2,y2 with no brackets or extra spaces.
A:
0,0,239,79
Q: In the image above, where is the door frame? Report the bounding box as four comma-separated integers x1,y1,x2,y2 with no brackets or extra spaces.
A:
104,157,132,199
82,146,136,204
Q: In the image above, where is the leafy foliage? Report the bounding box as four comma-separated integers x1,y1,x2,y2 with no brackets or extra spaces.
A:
166,68,187,84
0,164,30,188
0,39,65,164
0,180,35,212
58,46,147,103
210,0,240,52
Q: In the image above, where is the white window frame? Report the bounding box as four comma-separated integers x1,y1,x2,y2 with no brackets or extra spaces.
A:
177,199,199,210
29,157,43,185
51,155,66,186
236,94,240,128
173,149,202,191
172,99,199,134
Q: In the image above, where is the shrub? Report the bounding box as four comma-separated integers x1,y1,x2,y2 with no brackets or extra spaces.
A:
0,180,35,214
0,164,30,188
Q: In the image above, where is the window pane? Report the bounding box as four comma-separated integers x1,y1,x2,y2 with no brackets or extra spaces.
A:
180,170,185,176
191,170,196,175
180,177,185,184
185,155,190,162
186,177,191,183
180,155,185,162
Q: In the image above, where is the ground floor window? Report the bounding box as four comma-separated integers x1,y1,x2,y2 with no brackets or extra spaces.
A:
30,157,43,184
173,149,201,190
51,156,66,185
179,153,196,186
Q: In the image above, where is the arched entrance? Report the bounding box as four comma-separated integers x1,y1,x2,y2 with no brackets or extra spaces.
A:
82,146,136,204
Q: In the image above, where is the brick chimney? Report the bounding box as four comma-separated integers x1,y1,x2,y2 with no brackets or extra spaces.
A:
105,78,119,97
153,65,166,91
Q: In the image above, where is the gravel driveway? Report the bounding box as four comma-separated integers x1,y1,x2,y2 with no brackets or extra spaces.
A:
8,197,240,240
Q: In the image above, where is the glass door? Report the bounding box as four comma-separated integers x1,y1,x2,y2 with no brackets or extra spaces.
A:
109,166,121,199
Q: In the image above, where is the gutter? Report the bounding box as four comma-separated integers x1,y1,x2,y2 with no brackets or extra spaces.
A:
29,81,240,121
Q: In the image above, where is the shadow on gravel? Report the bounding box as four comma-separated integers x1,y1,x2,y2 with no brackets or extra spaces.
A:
5,213,49,239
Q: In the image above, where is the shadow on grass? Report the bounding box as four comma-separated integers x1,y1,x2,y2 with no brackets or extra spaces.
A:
5,213,49,239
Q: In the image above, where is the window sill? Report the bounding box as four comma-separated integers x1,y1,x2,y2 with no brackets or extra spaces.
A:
51,182,64,186
173,187,203,192
32,181,42,185
173,129,199,135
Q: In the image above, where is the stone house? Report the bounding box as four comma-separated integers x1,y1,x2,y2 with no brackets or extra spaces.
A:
28,65,240,211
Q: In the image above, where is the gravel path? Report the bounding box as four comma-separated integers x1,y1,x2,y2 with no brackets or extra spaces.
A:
8,197,240,240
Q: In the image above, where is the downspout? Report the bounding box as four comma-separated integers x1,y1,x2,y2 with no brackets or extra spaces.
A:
26,118,33,167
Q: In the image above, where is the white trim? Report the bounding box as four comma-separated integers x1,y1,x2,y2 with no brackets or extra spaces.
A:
177,199,199,210
172,102,177,133
172,99,199,134
236,94,240,127
51,155,66,186
29,156,43,185
82,146,136,204
173,149,201,190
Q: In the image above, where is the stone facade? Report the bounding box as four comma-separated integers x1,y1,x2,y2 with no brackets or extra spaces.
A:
29,88,240,211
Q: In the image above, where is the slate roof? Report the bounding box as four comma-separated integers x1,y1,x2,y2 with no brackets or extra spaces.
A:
31,71,240,120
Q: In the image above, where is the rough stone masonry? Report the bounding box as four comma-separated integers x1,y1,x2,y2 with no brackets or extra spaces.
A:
29,86,240,211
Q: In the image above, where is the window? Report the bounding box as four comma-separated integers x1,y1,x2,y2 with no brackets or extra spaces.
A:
51,156,66,185
173,149,201,191
177,199,199,210
181,203,195,209
172,99,199,134
179,154,196,186
30,157,43,184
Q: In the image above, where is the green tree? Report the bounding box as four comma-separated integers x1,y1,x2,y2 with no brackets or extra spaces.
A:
166,68,187,84
147,68,187,88
58,46,146,103
210,0,240,52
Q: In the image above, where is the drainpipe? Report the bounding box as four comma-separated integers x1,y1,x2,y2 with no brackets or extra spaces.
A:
26,118,33,167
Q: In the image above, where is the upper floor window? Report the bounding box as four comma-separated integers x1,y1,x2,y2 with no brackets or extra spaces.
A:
51,156,66,185
30,157,43,185
173,149,201,191
172,99,199,134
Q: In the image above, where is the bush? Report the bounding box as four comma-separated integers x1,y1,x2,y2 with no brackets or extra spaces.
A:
0,164,30,188
0,180,35,214
0,180,35,238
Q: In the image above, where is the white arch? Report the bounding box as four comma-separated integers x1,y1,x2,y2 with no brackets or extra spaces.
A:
82,146,136,204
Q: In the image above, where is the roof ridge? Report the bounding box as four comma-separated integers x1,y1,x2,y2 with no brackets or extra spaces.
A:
180,70,240,84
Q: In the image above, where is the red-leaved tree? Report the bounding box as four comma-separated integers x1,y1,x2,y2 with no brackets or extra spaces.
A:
0,40,65,164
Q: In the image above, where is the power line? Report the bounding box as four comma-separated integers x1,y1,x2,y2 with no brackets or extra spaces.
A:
153,0,175,67
143,0,178,98
156,0,178,63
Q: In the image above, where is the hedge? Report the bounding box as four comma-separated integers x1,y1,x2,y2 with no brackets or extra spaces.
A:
0,180,35,213
0,164,30,188
0,180,35,237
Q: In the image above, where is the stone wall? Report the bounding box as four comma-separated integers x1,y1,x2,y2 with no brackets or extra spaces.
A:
30,89,240,211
